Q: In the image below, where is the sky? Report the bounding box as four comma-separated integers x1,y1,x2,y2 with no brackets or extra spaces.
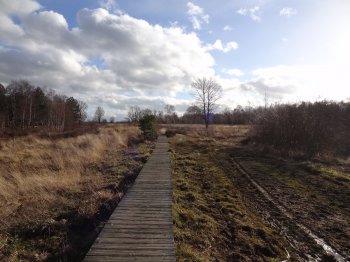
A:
0,0,349,119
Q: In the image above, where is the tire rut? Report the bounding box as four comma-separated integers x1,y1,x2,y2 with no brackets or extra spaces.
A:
231,158,347,262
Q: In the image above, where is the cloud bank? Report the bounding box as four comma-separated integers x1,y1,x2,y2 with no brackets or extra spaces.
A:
1,0,348,118
0,0,218,117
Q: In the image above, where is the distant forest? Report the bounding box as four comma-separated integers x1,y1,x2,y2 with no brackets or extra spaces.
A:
181,102,350,157
1,80,350,157
0,80,87,131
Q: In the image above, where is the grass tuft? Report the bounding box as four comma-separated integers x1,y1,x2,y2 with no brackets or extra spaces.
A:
0,124,147,260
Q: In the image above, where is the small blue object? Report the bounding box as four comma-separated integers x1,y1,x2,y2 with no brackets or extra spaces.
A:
207,113,214,122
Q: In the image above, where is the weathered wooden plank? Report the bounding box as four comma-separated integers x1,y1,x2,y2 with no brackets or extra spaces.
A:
106,220,173,224
111,211,171,215
107,219,172,223
97,233,173,239
113,208,171,212
84,256,175,262
109,212,172,216
90,244,174,249
109,212,172,217
84,136,175,261
102,225,172,230
108,216,173,219
101,228,172,233
95,238,173,243
87,249,174,256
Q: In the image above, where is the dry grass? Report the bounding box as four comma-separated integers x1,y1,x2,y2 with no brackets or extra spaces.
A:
170,124,350,261
170,131,289,261
161,124,251,146
0,124,140,232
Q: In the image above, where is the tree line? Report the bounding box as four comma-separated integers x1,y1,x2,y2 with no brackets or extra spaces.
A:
126,100,350,157
3,79,348,157
126,104,255,126
0,80,87,131
254,101,350,156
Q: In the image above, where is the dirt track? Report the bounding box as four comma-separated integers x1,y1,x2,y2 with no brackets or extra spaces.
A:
231,157,347,261
168,126,350,261
220,148,350,261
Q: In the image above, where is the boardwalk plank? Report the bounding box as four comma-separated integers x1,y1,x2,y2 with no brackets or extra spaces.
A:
84,256,175,262
97,233,173,239
84,136,175,262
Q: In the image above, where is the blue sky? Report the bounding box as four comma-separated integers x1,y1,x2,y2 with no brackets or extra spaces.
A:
38,0,301,70
0,0,349,118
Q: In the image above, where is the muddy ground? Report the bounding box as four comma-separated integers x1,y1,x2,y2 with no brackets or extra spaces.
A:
0,142,154,261
169,126,349,261
229,149,350,261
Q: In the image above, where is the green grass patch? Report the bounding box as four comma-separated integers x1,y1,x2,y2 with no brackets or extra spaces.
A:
170,135,289,261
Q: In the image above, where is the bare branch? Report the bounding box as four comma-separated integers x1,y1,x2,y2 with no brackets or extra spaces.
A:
191,77,222,128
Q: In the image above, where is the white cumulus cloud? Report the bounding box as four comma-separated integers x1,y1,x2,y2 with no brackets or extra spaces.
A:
222,68,244,77
237,6,261,22
240,64,350,104
99,0,119,13
187,2,209,30
279,7,297,18
0,1,219,118
0,0,41,17
205,40,239,53
223,25,232,31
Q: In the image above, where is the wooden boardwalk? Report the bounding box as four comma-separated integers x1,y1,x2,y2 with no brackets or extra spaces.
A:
84,136,175,262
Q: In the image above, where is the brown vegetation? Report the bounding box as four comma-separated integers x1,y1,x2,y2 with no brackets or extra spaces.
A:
253,101,350,157
0,124,153,261
130,100,350,159
170,126,290,261
169,124,350,261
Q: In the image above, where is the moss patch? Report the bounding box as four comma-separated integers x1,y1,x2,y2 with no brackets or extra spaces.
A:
170,135,289,261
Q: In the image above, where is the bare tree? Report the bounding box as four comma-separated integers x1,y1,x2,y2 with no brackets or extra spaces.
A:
164,104,177,124
94,106,105,123
126,106,142,124
191,78,222,128
182,105,202,124
164,104,175,115
78,100,88,123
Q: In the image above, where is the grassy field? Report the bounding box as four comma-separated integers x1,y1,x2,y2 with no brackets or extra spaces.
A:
168,124,350,261
0,124,153,261
2,123,349,261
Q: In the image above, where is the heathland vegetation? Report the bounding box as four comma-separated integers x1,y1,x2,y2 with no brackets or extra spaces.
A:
1,79,350,261
0,80,158,261
168,124,350,261
130,99,350,158
0,123,155,261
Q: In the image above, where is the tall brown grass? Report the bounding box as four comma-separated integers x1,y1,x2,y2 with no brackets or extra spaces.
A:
0,124,140,232
161,124,251,144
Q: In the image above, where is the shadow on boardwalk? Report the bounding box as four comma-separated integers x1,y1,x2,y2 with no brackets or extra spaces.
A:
84,136,175,262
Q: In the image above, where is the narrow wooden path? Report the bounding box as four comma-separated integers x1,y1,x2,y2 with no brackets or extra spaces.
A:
84,136,175,262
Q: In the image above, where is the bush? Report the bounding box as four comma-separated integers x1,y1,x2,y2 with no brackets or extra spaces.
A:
139,114,158,141
165,129,177,137
254,101,350,157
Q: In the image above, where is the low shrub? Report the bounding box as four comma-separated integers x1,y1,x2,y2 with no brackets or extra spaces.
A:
139,115,158,141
